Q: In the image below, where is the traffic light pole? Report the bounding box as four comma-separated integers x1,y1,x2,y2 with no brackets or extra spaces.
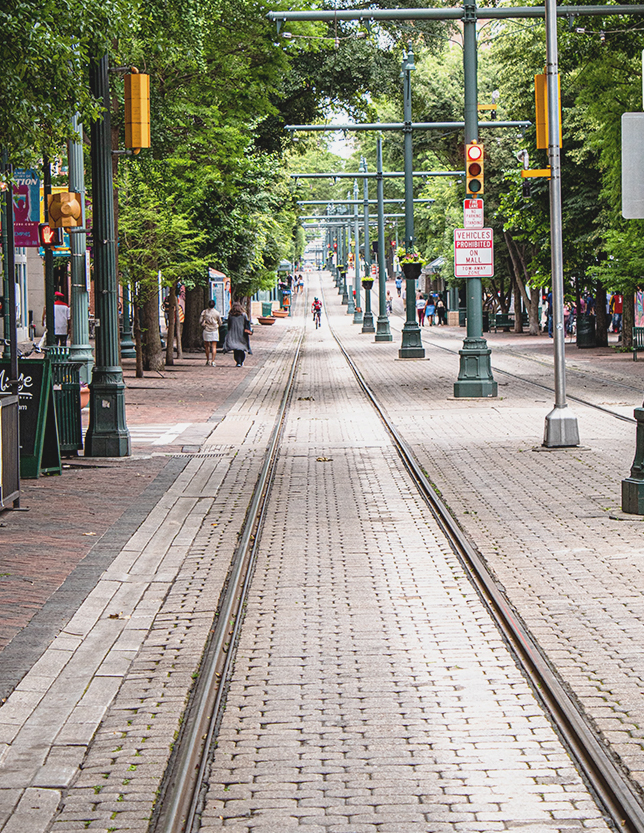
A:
375,137,392,342
68,115,93,383
542,0,579,446
85,53,131,457
453,0,497,397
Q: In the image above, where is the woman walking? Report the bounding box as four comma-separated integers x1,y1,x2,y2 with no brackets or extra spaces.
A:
199,300,222,366
223,302,253,367
416,292,426,327
425,295,436,326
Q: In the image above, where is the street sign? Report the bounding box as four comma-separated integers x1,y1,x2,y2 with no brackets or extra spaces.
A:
454,228,494,277
463,198,484,229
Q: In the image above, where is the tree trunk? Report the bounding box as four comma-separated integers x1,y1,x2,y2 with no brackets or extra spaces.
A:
165,283,176,366
623,291,634,350
512,276,523,333
183,284,208,352
133,299,144,378
595,283,608,348
175,313,183,359
504,231,539,334
140,290,164,371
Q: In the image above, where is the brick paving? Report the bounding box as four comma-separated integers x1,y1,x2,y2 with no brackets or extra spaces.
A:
198,289,610,832
1,275,643,832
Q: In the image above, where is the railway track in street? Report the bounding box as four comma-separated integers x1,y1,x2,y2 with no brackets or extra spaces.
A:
151,274,644,833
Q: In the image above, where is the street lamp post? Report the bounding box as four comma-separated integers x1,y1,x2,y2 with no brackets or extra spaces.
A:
353,180,363,324
399,47,425,359
361,158,376,334
84,53,131,457
375,137,392,342
453,0,497,397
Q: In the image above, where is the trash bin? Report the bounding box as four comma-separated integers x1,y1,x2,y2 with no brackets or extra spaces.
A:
482,310,489,333
262,302,273,317
459,307,466,327
217,321,228,350
48,347,83,455
576,313,596,348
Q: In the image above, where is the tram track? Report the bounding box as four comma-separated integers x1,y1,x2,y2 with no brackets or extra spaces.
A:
387,314,639,423
326,288,644,833
152,278,644,833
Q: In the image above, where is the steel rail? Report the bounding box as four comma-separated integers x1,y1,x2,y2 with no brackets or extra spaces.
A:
152,320,306,833
323,280,644,833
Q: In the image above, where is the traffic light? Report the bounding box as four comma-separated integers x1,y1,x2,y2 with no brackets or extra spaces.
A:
48,192,82,228
38,223,64,247
465,141,484,195
0,297,4,316
125,72,151,151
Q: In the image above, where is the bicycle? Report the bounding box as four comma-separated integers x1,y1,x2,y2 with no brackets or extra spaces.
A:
313,308,321,329
1,337,47,358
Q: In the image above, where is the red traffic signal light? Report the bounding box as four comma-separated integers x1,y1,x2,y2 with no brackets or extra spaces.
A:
38,224,64,247
465,142,484,195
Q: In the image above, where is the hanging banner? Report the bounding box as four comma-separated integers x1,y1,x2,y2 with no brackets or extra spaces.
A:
12,169,41,247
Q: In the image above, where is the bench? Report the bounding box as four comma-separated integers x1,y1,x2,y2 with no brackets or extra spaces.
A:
633,326,644,360
491,313,515,332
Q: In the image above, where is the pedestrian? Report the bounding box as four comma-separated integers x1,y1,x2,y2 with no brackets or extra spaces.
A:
436,297,446,325
425,294,436,326
611,293,623,333
416,292,426,326
199,299,222,366
223,302,253,367
395,276,402,297
547,290,553,337
386,290,393,314
53,291,70,346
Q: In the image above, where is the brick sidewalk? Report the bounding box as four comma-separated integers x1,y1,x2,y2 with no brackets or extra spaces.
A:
0,310,295,699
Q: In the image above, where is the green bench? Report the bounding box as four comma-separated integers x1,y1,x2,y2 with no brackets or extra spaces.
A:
633,326,644,360
491,313,515,332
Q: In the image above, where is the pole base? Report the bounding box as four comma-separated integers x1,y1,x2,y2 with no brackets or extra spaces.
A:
353,309,363,324
361,311,375,333
375,316,392,342
454,338,497,398
120,337,136,359
84,369,131,457
543,405,580,448
622,477,644,515
68,343,95,384
399,322,425,359
341,291,349,305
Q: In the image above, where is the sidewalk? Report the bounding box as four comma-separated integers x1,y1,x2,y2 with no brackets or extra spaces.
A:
0,309,293,698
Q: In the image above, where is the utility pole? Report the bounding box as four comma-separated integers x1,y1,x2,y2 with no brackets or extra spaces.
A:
542,0,579,446
68,115,93,383
453,0,497,397
84,54,131,457
375,137,392,342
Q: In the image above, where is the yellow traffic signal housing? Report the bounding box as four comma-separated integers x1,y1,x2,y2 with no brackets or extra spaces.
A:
47,192,83,228
465,141,484,195
125,72,151,151
534,73,562,149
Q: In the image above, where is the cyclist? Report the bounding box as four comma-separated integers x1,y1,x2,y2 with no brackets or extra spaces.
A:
311,297,322,328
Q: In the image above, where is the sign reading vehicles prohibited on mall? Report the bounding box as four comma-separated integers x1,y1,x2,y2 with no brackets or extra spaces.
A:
454,228,494,278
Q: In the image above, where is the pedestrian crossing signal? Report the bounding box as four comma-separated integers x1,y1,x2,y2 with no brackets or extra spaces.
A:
38,223,64,247
466,142,484,195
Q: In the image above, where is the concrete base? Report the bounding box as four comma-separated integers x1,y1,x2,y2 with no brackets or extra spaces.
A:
399,322,425,359
447,311,460,326
375,316,392,342
361,312,376,334
622,477,644,515
84,372,132,457
543,405,580,448
353,309,363,324
454,339,496,398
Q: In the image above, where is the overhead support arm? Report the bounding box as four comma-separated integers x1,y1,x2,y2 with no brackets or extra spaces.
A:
286,121,530,131
268,5,644,22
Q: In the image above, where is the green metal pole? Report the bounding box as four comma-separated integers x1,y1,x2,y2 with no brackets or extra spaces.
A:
84,53,131,457
1,154,9,356
120,281,136,358
68,115,94,383
345,202,355,314
453,0,497,397
352,180,362,323
43,155,55,348
399,47,425,358
361,158,375,334
375,138,392,342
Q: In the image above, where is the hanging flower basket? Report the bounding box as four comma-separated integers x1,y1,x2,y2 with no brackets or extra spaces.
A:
361,278,374,290
401,261,423,281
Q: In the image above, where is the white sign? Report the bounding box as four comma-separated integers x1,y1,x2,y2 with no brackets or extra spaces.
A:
454,228,494,277
463,198,484,229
